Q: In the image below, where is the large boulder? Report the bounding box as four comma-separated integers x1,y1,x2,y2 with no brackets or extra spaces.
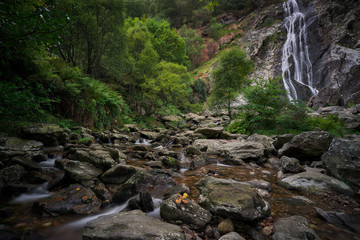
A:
101,164,148,185
194,127,224,139
74,149,116,171
278,171,353,196
1,137,43,152
322,138,360,188
219,232,246,240
193,139,266,163
272,215,321,240
22,124,69,146
247,134,275,155
160,194,212,229
33,184,101,216
63,160,103,183
195,176,270,221
279,131,335,162
83,210,185,240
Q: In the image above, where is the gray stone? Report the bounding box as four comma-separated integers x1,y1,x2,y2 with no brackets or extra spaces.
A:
22,124,69,146
160,194,212,229
195,176,270,221
186,145,202,155
315,207,360,235
219,232,246,240
322,138,360,188
11,156,41,171
279,131,335,162
101,164,148,184
33,184,101,216
190,153,208,169
246,179,271,191
279,156,303,173
273,134,295,149
1,137,44,151
83,210,185,240
218,218,234,235
64,160,103,182
278,171,353,196
194,127,224,139
272,215,320,240
247,134,275,155
74,149,116,171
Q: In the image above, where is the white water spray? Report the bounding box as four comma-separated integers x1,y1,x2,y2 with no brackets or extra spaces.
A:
281,0,318,100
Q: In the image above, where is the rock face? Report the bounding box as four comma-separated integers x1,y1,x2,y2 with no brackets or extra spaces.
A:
22,124,69,146
272,215,321,240
83,210,185,240
33,184,101,216
322,138,360,188
160,194,212,229
279,131,335,162
219,232,246,240
278,171,353,196
307,0,360,107
195,176,270,221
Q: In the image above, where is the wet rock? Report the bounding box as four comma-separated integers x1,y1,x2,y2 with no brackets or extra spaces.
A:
190,153,208,169
160,156,180,169
11,156,41,171
22,124,69,146
163,183,190,200
218,218,234,235
218,232,246,240
83,210,185,240
246,179,271,191
160,194,212,229
279,156,303,173
0,165,26,185
124,124,139,132
194,127,224,139
322,138,360,188
63,160,103,183
278,171,353,196
315,207,360,235
279,131,335,162
33,184,101,216
186,145,202,156
133,145,148,151
101,164,148,185
273,134,295,149
144,160,163,169
74,149,116,171
139,131,159,140
195,176,270,221
139,191,154,212
220,131,238,140
272,215,321,240
91,182,112,202
1,137,44,151
247,134,275,155
173,136,190,146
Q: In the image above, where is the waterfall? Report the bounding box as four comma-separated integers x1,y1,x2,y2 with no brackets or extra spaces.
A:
281,0,318,101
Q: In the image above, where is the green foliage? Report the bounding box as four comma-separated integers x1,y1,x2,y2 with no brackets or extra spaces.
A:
207,17,224,40
178,25,205,69
209,47,254,119
191,79,208,104
146,18,189,66
231,77,352,136
142,61,193,115
77,137,93,145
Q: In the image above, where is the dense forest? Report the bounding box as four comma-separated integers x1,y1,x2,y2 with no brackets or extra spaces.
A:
0,0,279,131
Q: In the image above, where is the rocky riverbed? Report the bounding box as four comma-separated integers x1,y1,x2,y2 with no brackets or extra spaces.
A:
1,110,360,240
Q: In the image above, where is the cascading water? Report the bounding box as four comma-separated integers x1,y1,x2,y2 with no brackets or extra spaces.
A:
281,0,318,101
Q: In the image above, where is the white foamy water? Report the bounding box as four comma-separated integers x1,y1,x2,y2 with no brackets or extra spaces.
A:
135,139,152,146
281,0,318,100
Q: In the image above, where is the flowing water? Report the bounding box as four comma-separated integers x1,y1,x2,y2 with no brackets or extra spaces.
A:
281,0,318,100
1,141,359,240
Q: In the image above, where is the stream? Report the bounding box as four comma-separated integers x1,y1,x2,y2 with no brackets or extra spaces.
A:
0,139,359,240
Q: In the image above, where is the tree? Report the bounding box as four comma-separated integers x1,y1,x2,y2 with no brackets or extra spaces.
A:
209,47,253,119
178,25,205,69
56,0,125,77
142,61,192,115
146,18,189,66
